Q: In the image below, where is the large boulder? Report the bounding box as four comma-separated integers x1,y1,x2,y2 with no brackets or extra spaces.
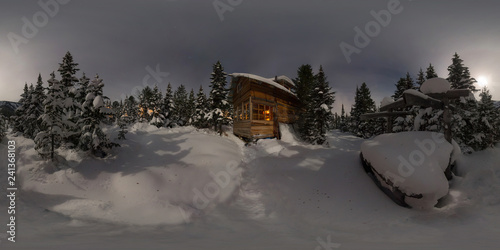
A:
360,132,460,209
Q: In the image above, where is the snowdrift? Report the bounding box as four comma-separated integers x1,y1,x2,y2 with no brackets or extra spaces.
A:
360,132,460,209
17,125,244,225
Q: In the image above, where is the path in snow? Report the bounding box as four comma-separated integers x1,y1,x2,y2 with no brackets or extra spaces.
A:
1,126,500,249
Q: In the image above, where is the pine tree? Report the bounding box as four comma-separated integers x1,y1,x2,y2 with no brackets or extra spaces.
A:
24,74,46,139
426,63,438,79
186,89,196,126
207,61,230,134
304,65,335,144
57,52,81,147
12,83,30,134
472,87,500,150
194,85,209,128
35,72,65,161
77,74,118,157
122,96,137,122
416,68,426,88
339,104,347,132
138,86,154,122
295,64,316,140
150,85,165,127
447,53,477,92
162,83,175,128
173,84,188,126
350,83,376,138
294,64,315,109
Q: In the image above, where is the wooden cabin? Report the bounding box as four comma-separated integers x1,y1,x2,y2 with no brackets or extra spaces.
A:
230,73,300,140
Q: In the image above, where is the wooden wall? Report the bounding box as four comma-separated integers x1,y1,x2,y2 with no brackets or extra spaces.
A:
232,76,300,139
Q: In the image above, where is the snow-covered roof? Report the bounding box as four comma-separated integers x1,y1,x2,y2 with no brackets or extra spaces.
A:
273,75,295,87
420,78,450,94
230,73,296,96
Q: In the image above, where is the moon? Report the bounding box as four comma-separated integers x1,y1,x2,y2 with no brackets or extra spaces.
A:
477,76,488,88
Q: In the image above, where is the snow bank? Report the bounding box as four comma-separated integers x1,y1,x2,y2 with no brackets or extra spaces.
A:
18,125,244,225
420,78,450,94
361,132,457,209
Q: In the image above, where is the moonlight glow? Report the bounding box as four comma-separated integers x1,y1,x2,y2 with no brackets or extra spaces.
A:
477,76,489,88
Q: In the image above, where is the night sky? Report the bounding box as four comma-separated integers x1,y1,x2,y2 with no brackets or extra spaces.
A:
1,0,499,113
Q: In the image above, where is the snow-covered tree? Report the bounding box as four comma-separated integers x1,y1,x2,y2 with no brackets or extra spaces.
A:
470,87,500,150
350,83,376,138
392,72,415,99
187,89,196,125
58,52,81,147
162,83,175,128
416,68,426,88
193,85,209,128
339,104,348,132
294,64,315,109
77,74,118,157
426,63,438,79
207,61,231,134
138,86,155,122
150,85,165,127
24,74,46,139
122,96,138,123
35,72,65,161
11,83,30,134
173,84,188,126
301,66,335,144
447,53,477,92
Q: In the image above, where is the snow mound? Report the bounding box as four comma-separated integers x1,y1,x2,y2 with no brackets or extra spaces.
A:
381,97,394,107
361,132,457,209
420,78,450,94
19,125,243,226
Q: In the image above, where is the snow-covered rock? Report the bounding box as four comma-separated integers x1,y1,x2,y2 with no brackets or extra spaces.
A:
420,78,450,94
380,97,394,108
360,132,459,209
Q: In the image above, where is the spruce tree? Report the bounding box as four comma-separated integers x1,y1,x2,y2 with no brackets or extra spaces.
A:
426,63,438,79
58,52,81,147
207,61,230,134
194,85,209,128
174,84,188,126
416,68,426,88
123,96,138,123
12,83,30,134
187,89,196,126
447,53,477,92
77,74,118,157
294,64,315,109
473,87,499,149
24,74,46,139
304,65,335,144
350,83,376,138
35,72,65,161
340,104,347,132
138,86,154,122
163,83,175,128
150,85,165,127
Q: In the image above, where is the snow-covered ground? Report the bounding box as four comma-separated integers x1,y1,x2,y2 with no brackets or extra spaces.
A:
1,124,499,249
